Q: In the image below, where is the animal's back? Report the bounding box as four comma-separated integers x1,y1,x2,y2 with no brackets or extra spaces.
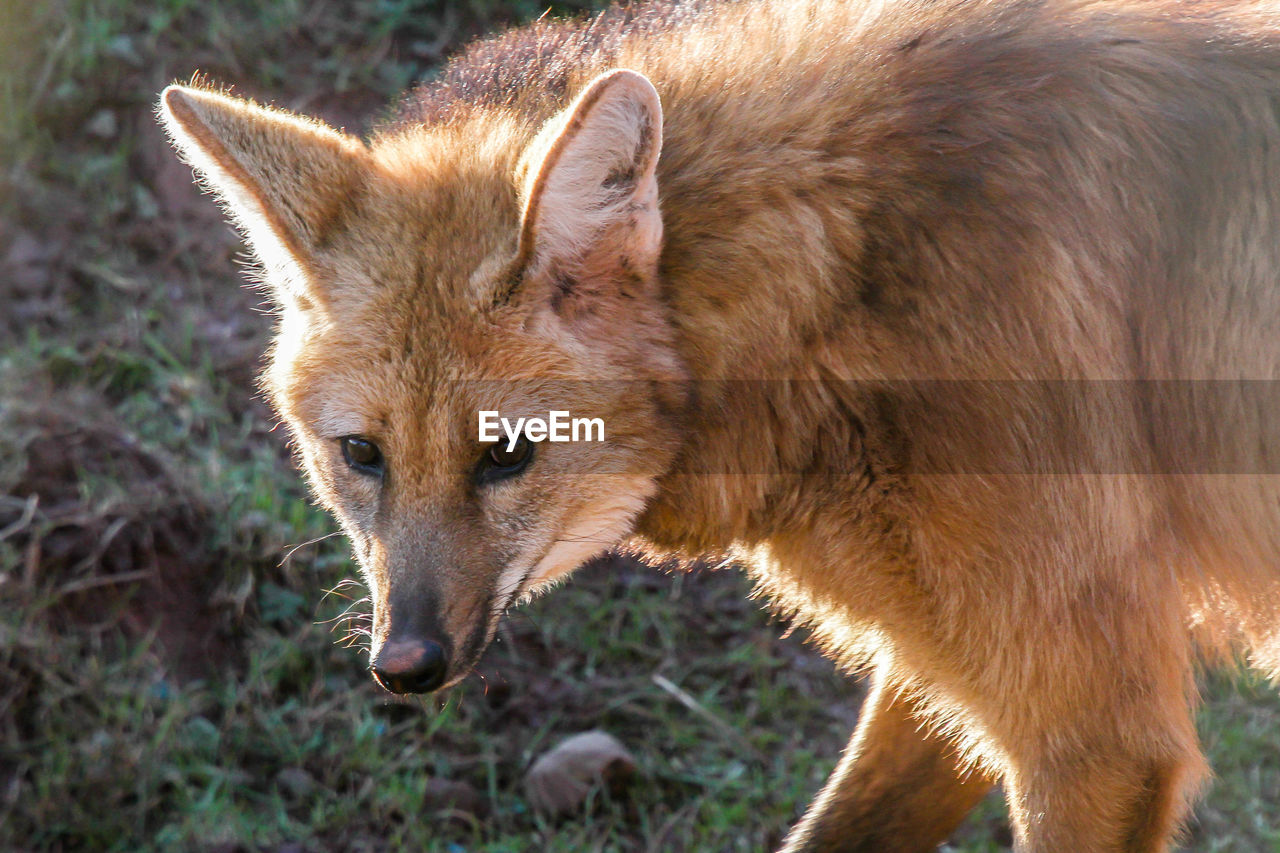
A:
399,0,1280,381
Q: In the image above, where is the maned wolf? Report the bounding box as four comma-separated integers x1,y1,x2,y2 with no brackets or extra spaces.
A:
158,0,1280,849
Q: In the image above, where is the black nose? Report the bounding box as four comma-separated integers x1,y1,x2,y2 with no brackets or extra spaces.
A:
371,639,448,694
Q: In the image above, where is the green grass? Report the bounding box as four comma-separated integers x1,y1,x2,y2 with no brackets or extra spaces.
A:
2,1,1280,850
1192,671,1280,852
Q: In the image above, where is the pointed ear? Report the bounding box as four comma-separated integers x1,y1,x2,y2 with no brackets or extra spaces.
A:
515,69,664,301
157,84,367,309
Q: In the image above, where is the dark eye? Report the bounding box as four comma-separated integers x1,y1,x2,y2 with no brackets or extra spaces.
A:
478,434,534,483
340,436,384,475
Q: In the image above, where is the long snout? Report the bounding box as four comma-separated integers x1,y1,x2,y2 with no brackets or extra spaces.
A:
370,587,454,695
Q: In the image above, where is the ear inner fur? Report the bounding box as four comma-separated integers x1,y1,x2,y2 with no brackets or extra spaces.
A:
157,85,368,307
515,69,663,283
161,87,314,273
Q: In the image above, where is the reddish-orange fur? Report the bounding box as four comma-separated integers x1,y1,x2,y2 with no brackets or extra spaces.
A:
159,1,1280,849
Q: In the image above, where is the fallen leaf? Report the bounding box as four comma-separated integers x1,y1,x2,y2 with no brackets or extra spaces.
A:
523,730,636,815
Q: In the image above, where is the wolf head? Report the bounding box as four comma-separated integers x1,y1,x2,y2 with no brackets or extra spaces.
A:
159,70,688,693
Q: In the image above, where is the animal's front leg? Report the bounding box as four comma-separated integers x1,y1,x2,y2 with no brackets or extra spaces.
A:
779,667,993,853
1002,708,1204,853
